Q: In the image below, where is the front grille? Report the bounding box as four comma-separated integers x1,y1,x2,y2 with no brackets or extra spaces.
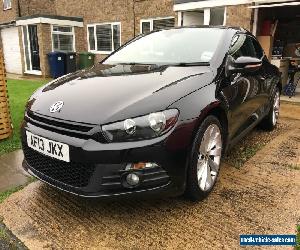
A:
25,111,108,142
25,111,96,140
27,111,94,132
23,144,95,188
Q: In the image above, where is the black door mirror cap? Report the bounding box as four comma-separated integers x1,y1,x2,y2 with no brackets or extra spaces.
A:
226,55,262,76
235,56,262,68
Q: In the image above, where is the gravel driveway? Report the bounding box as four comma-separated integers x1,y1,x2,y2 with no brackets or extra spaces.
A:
0,102,299,250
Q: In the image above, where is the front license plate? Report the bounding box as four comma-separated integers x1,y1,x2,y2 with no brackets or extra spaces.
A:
26,131,70,162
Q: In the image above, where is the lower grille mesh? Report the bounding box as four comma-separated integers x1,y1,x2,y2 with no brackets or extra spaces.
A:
23,144,95,188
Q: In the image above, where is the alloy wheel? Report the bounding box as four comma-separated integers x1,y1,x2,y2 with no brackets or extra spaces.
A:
197,124,222,191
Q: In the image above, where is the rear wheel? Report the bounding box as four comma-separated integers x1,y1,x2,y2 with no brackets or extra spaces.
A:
185,116,223,201
260,88,280,131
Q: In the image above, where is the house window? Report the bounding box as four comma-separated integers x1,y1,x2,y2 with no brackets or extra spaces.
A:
141,22,151,34
3,0,12,10
180,8,226,26
87,23,121,54
141,17,175,34
209,7,226,26
52,25,75,52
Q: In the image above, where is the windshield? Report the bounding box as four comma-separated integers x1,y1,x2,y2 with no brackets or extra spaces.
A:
104,28,225,65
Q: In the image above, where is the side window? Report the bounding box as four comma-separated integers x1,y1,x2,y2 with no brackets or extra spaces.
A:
229,34,257,59
251,38,264,59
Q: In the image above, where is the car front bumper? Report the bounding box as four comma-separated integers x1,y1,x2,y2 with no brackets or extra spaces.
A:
21,119,192,199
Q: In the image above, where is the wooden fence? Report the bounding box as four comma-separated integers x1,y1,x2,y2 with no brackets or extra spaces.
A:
0,48,12,140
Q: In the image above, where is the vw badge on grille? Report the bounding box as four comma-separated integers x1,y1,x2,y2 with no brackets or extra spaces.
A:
50,101,64,113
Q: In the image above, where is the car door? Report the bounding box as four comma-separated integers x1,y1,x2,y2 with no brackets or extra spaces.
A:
252,38,281,113
251,37,271,113
221,33,265,141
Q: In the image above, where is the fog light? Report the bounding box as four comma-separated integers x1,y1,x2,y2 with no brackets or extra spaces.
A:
126,173,140,186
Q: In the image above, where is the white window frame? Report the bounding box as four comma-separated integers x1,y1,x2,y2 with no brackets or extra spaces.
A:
174,0,252,11
51,25,76,52
87,22,121,55
204,8,211,25
140,16,175,34
205,7,227,25
178,7,226,26
3,0,12,10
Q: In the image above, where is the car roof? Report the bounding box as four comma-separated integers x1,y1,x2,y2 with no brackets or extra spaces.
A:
153,25,254,39
171,25,247,32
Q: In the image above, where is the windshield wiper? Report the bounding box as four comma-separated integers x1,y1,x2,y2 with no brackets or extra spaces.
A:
170,62,210,67
111,62,210,67
115,62,157,66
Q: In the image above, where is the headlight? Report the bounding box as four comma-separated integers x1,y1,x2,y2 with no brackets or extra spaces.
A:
102,109,179,142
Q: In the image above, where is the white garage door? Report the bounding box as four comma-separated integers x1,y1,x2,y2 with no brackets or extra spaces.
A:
1,27,22,74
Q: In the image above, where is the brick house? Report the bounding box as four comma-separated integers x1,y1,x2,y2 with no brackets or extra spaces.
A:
0,0,86,76
0,0,176,77
1,0,300,79
0,0,65,75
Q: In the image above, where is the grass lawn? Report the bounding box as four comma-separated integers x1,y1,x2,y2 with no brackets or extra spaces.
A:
0,79,48,156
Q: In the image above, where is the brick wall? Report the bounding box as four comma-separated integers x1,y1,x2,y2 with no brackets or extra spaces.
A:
0,0,17,24
226,4,253,32
18,0,56,16
0,0,57,25
74,27,85,52
55,0,131,62
134,0,176,35
38,24,52,77
55,0,174,61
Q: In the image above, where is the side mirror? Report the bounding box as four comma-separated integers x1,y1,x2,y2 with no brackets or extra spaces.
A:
226,55,262,76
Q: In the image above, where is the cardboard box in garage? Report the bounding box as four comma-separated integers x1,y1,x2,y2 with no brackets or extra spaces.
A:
257,36,274,60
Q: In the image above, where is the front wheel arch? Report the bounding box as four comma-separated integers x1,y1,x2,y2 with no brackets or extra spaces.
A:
192,104,229,153
182,105,228,195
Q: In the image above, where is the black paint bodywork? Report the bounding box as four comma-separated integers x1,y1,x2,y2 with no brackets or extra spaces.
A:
21,26,281,198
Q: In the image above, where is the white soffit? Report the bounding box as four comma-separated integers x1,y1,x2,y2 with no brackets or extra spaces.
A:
16,17,83,27
174,0,299,11
249,1,300,8
174,0,253,11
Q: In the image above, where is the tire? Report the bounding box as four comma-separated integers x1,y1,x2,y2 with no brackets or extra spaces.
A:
185,115,223,202
259,88,280,131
